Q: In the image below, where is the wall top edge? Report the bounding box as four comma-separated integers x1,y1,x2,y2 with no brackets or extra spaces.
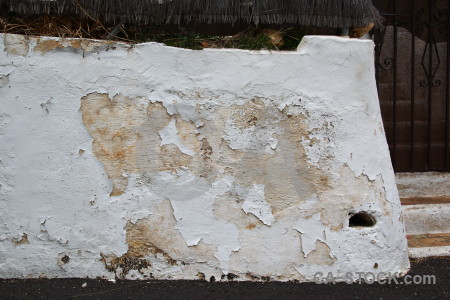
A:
1,33,374,56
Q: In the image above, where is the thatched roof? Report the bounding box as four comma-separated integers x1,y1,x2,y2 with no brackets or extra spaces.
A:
1,0,383,28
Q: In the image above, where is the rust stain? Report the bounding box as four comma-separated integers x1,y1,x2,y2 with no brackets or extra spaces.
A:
319,175,330,187
81,93,207,195
189,137,215,179
81,93,187,195
200,138,213,160
34,40,63,54
100,253,151,278
122,199,217,267
245,223,257,229
125,220,181,265
213,193,262,229
70,39,82,49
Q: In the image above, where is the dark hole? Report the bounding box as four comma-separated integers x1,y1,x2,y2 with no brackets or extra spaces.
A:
349,212,376,227
209,276,216,282
374,263,379,269
61,255,70,263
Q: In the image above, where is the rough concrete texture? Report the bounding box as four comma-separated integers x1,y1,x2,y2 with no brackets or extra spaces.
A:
0,34,409,281
403,204,450,235
396,172,450,198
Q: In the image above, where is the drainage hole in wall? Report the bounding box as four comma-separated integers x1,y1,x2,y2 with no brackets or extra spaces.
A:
348,212,376,227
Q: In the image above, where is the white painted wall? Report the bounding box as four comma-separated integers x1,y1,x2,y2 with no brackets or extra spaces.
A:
0,34,409,281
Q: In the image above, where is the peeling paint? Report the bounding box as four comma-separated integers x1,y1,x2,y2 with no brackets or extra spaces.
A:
101,252,151,278
239,184,274,226
294,213,326,257
0,34,409,281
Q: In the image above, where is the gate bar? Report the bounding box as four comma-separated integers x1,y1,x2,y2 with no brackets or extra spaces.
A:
410,0,416,170
446,2,450,169
393,0,398,169
427,0,434,169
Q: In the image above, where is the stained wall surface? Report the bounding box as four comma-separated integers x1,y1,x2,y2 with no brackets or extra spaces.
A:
0,34,410,281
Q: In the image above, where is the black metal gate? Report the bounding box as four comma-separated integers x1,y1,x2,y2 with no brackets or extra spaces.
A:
373,0,449,172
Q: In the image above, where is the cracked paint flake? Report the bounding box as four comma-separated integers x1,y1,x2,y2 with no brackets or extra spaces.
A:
152,170,240,274
158,118,195,157
240,184,274,226
293,212,326,257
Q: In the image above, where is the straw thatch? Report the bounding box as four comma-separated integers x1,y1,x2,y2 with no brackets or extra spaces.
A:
0,0,383,28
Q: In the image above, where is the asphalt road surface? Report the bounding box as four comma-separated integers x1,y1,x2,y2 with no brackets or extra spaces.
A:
0,256,448,299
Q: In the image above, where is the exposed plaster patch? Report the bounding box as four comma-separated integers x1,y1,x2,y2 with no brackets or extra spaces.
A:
12,233,29,245
298,194,319,211
125,220,183,265
34,40,63,54
31,37,119,55
294,212,326,257
302,241,336,265
81,93,169,195
239,184,274,226
212,193,262,230
159,118,195,157
223,101,282,154
80,92,141,194
4,34,29,56
68,39,118,52
155,170,240,274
